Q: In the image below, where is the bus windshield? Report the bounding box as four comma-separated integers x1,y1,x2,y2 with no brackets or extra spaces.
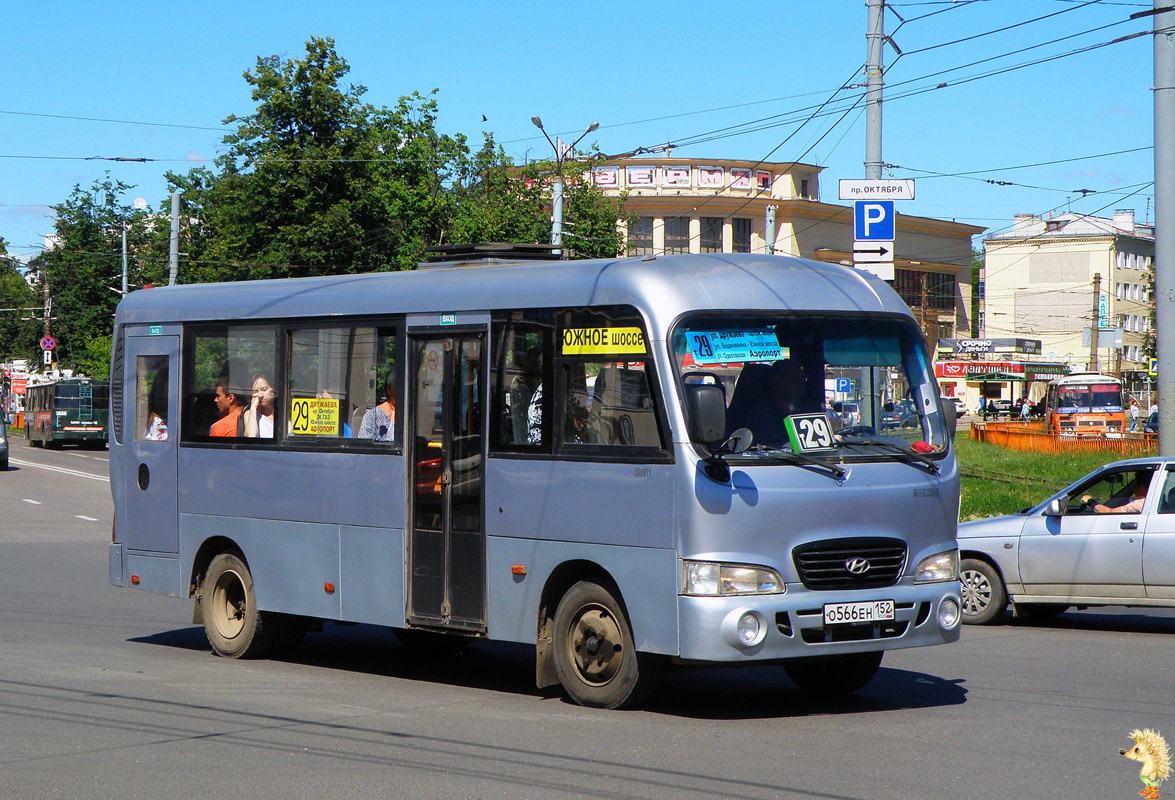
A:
673,314,948,454
1055,383,1123,413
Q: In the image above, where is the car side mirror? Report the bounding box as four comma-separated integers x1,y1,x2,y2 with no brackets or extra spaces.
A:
685,383,726,446
1043,497,1068,516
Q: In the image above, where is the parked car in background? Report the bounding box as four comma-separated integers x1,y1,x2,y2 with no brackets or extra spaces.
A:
881,398,919,431
831,400,860,427
949,397,967,416
987,399,1014,416
957,458,1175,624
1145,410,1158,433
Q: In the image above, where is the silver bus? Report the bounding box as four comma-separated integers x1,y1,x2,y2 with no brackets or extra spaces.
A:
109,251,962,708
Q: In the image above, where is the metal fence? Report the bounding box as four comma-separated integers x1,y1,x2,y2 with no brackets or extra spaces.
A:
970,420,1158,456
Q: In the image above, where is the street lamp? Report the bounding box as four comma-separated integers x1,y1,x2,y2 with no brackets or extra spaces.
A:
531,116,599,257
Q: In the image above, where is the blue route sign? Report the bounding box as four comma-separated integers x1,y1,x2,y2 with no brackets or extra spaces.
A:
854,200,895,241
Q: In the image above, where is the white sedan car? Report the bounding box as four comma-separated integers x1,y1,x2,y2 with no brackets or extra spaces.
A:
957,457,1175,624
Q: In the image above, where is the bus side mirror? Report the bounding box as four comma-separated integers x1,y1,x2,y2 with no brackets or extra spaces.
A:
685,383,726,446
940,397,957,440
1043,497,1067,516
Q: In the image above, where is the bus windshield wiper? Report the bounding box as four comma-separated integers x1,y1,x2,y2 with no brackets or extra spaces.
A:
746,444,847,481
839,435,941,474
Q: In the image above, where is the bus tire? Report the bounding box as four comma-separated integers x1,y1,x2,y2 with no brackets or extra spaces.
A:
203,553,277,659
960,558,1007,625
783,651,883,696
552,580,659,709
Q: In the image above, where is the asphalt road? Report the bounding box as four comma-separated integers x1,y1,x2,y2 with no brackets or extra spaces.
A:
2,437,1173,799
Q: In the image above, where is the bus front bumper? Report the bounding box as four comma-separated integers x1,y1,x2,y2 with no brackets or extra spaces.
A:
676,580,961,663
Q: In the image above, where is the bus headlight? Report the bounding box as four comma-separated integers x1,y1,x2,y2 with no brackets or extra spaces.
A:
682,561,785,596
913,550,958,583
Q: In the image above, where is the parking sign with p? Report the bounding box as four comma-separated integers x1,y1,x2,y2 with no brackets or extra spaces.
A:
854,200,895,241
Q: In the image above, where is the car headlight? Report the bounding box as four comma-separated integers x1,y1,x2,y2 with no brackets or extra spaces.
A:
913,550,958,583
682,561,785,596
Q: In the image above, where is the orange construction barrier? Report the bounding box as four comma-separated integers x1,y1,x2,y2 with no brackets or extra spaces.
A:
970,420,1157,456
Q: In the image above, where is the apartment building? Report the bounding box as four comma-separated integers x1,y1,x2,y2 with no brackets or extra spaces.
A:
981,209,1154,379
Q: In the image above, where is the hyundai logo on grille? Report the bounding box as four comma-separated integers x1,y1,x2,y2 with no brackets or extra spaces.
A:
845,558,871,575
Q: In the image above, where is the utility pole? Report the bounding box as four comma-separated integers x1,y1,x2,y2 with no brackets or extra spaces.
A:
765,205,777,255
121,225,128,295
1154,0,1175,454
865,0,885,180
168,192,180,286
1089,273,1102,372
530,117,599,258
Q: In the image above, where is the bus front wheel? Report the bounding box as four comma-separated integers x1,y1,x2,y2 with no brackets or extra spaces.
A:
203,553,277,659
552,580,659,709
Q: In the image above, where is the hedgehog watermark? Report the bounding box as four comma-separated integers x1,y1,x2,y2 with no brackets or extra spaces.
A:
1122,729,1171,800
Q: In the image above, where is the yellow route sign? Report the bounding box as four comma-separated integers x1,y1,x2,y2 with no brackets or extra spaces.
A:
561,326,646,356
290,397,340,435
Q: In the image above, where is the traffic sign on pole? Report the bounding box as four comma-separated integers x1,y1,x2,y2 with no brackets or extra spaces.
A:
854,201,895,241
40,335,56,351
839,178,915,200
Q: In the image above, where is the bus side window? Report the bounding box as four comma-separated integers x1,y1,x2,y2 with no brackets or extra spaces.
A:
182,325,277,441
555,306,664,451
286,325,397,444
490,314,552,452
135,356,169,441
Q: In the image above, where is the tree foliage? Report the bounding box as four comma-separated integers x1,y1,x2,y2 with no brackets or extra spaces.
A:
167,37,626,281
21,37,629,374
29,176,161,373
0,237,39,363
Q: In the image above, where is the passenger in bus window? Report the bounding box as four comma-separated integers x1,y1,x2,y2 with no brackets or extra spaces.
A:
243,372,276,438
144,365,168,441
210,380,245,437
358,372,395,441
526,383,543,444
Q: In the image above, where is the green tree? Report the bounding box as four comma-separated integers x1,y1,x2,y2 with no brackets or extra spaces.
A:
31,175,152,373
448,145,631,259
0,238,39,362
169,38,478,280
166,37,629,282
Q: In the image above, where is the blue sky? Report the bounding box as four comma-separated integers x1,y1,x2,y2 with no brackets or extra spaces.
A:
0,0,1158,261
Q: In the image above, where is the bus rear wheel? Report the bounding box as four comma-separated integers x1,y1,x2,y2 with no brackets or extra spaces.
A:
203,553,277,659
552,580,659,709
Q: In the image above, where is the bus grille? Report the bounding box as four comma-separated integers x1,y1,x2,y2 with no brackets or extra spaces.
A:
792,537,907,590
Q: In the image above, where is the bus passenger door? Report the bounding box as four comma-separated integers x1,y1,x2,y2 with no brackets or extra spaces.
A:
123,334,179,554
407,332,486,632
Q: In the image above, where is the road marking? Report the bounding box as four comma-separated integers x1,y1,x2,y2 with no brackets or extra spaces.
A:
9,458,109,483
22,498,42,505
75,515,99,522
68,452,109,463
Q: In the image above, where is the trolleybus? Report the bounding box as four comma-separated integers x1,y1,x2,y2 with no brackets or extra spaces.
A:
25,377,110,448
1042,373,1126,436
108,251,962,708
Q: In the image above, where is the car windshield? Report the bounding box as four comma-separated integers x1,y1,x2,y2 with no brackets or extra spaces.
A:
672,314,949,459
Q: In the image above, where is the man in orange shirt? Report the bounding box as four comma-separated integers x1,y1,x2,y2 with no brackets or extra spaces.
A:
210,381,244,437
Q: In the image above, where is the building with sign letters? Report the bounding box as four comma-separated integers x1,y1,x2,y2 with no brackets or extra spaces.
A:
585,157,983,343
981,210,1154,387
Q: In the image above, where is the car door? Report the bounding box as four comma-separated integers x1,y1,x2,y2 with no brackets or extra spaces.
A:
1018,465,1158,599
1144,465,1175,600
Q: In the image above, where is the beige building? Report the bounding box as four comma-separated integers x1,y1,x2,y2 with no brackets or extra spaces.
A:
590,157,983,342
981,210,1154,376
